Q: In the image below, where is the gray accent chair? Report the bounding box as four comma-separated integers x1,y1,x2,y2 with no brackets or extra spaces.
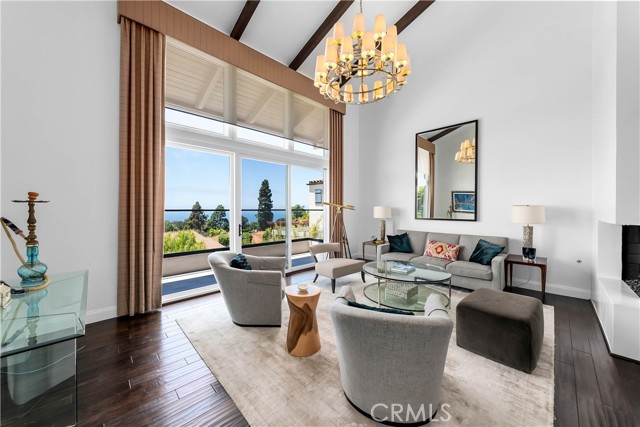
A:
310,243,366,293
381,230,509,291
331,287,453,424
207,252,285,327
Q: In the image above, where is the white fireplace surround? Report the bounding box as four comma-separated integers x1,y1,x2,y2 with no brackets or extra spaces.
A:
592,221,640,361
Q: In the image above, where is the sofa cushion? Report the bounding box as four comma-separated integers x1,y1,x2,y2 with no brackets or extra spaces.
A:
381,252,416,262
459,234,508,261
230,254,252,270
469,239,506,266
424,240,460,261
387,233,413,253
397,230,428,256
446,260,492,281
410,255,452,269
426,232,460,247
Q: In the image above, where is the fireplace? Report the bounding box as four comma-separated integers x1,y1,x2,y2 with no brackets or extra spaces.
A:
622,225,640,297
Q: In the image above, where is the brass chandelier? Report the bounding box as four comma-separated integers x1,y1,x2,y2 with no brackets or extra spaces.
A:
314,0,411,105
455,139,476,163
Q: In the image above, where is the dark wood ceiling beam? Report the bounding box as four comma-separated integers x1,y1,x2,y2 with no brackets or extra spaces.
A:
289,0,355,71
230,1,261,40
396,0,435,34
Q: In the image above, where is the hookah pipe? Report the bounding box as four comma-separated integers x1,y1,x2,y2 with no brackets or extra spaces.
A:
1,192,50,290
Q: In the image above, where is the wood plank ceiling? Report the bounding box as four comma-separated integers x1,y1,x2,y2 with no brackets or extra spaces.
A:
164,0,435,80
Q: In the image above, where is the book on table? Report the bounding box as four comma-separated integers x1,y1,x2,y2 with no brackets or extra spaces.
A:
390,264,416,274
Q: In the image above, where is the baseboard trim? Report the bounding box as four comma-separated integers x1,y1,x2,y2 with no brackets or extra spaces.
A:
511,278,591,300
86,306,117,324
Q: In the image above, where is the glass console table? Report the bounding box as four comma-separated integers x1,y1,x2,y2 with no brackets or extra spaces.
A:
1,271,88,426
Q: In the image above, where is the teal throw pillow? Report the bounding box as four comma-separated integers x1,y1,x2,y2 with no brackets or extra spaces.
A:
230,253,252,270
387,233,413,253
469,239,505,265
347,300,414,316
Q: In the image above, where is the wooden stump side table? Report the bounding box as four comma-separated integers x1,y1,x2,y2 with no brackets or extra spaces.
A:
504,254,548,303
285,285,321,357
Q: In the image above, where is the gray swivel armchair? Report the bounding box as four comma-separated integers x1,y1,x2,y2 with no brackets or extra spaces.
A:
208,252,285,327
330,287,453,424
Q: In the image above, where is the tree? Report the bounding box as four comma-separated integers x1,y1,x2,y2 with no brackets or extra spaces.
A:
186,201,207,233
241,216,249,229
207,204,229,232
257,179,274,230
292,204,307,220
163,230,206,254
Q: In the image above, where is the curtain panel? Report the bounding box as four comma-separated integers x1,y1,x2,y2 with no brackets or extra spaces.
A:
118,18,166,316
329,110,344,251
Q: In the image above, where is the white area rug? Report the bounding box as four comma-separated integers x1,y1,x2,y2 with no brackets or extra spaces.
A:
177,274,554,427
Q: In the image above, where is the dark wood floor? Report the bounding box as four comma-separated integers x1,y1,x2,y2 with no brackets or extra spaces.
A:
71,271,639,426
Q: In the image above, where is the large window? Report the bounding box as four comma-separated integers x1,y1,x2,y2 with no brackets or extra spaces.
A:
163,38,329,301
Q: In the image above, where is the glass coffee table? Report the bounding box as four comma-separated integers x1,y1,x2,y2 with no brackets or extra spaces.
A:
362,260,452,312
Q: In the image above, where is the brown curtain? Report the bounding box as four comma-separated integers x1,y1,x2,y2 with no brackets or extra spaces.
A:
117,18,166,316
329,110,344,250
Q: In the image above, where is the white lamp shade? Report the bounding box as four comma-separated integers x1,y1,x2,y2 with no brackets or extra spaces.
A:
373,206,392,219
511,205,545,224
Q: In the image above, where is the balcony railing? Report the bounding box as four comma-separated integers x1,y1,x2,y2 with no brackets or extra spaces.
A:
163,208,324,257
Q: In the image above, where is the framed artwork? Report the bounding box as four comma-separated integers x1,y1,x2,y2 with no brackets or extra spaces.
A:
451,191,475,213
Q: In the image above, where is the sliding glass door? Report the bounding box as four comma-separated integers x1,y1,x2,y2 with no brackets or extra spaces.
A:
240,158,288,263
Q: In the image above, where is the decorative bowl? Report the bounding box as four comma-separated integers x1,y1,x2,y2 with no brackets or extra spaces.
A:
297,283,309,292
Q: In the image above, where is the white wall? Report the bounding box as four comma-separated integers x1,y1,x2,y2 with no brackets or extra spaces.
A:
1,1,120,322
354,1,594,299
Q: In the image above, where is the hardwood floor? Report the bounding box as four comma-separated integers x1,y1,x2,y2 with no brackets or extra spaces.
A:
73,272,640,427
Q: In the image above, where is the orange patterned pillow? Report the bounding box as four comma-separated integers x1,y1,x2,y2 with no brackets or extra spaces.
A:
424,240,460,261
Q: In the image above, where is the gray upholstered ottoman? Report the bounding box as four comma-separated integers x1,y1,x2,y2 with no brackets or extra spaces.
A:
456,288,544,373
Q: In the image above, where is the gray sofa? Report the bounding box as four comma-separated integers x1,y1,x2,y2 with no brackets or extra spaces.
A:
208,252,285,327
331,287,453,424
380,230,509,291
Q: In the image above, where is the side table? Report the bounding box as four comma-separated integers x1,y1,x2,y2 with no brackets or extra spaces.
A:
362,240,386,261
504,254,548,303
285,285,321,357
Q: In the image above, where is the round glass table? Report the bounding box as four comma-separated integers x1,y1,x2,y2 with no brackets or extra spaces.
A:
361,260,452,312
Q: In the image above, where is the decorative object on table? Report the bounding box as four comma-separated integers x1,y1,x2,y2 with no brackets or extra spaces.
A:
416,120,478,221
323,201,355,259
297,283,309,293
373,206,391,242
451,191,475,213
511,205,545,262
1,192,50,288
385,282,419,301
389,264,416,274
313,0,411,105
0,281,12,308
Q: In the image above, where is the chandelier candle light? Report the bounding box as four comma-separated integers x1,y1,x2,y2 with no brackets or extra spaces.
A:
314,0,410,105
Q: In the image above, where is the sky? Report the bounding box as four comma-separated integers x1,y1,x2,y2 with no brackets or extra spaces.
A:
165,146,323,211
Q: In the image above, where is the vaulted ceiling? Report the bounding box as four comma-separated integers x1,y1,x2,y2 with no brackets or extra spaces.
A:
163,0,433,81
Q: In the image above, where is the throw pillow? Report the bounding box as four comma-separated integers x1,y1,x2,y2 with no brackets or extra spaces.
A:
347,300,414,316
387,233,413,253
424,240,460,261
469,239,505,265
229,253,252,270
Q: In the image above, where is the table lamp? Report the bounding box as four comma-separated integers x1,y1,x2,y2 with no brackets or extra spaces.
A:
373,206,391,242
511,205,545,261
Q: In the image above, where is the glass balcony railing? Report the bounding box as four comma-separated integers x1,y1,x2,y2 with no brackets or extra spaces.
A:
163,208,324,256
